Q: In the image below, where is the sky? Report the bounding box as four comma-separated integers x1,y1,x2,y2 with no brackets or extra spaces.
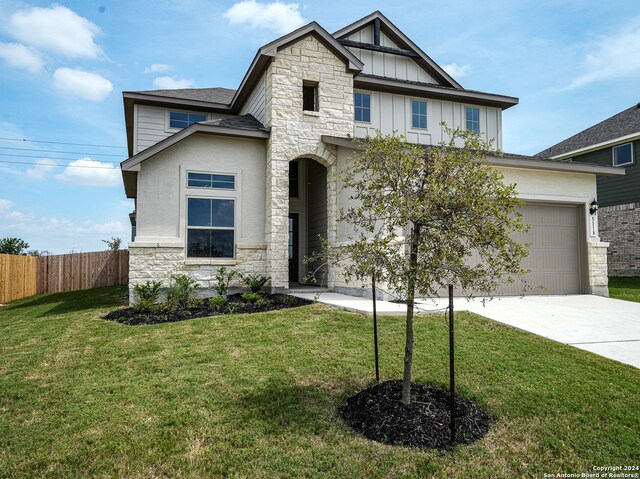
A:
0,0,638,254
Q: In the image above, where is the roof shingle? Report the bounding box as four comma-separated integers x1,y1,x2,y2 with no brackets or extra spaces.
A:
131,87,236,105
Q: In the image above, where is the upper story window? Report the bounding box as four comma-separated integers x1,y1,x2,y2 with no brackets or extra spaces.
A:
303,81,318,112
354,92,371,122
187,198,235,258
465,107,480,134
170,111,207,129
612,143,634,167
188,172,235,190
411,100,427,129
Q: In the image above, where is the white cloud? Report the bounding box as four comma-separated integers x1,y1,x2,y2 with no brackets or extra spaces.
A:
442,62,469,79
153,76,194,89
53,68,113,102
570,15,640,89
0,198,14,212
8,5,102,59
145,63,171,73
223,1,306,34
0,42,44,73
26,159,57,180
55,158,121,187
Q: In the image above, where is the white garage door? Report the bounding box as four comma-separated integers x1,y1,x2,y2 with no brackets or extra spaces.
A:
498,203,582,295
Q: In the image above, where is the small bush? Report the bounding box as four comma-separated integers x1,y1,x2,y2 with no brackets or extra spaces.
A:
214,267,238,296
132,280,163,311
255,298,270,308
241,274,270,293
209,296,228,311
166,274,199,305
241,293,261,303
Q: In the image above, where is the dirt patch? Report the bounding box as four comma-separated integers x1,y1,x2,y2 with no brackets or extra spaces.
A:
339,380,490,449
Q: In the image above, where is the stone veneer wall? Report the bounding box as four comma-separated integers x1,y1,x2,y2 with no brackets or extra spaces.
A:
598,203,640,277
264,34,354,290
128,244,267,302
587,241,609,296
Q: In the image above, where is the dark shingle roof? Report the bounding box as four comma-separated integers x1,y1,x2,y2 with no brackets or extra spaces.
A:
536,103,640,158
132,87,236,104
200,114,266,131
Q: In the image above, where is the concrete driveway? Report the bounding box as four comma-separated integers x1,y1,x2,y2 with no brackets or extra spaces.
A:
417,295,640,369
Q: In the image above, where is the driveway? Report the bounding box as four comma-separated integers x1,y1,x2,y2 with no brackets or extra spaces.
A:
417,295,640,369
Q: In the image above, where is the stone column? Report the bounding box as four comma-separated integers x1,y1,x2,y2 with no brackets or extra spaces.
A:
588,241,609,297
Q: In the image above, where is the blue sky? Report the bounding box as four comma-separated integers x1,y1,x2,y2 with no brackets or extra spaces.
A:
0,0,638,253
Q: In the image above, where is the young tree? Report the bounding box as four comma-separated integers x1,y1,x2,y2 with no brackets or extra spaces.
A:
102,237,122,251
0,237,30,255
333,126,529,405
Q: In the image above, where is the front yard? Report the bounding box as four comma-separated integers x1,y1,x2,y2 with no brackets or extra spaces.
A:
0,286,638,478
609,276,640,302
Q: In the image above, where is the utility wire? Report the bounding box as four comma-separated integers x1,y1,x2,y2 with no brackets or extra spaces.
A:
0,146,125,158
0,136,127,149
0,159,117,169
0,153,120,163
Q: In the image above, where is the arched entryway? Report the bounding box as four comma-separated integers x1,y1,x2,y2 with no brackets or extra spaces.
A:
288,158,328,285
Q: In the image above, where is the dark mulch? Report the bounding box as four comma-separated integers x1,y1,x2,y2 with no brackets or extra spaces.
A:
103,293,313,326
339,380,490,449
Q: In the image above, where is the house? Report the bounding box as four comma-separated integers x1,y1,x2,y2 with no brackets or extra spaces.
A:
120,11,622,302
536,104,640,277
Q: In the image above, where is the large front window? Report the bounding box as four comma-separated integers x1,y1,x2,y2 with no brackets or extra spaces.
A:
187,198,234,258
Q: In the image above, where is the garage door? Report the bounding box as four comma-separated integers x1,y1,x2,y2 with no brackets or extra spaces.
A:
497,203,582,295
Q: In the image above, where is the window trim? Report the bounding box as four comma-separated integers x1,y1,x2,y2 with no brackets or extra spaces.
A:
354,90,372,124
465,105,480,135
410,98,428,130
186,196,236,259
165,109,209,132
186,170,237,191
612,142,635,167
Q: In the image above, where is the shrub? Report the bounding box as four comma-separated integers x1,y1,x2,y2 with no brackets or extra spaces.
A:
209,296,228,312
255,298,270,308
132,280,163,311
241,293,261,303
214,267,238,296
166,274,199,305
241,274,270,293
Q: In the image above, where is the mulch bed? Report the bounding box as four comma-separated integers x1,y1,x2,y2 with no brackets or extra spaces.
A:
339,380,490,449
103,293,313,326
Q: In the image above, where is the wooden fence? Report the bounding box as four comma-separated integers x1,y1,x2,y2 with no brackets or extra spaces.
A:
0,250,129,303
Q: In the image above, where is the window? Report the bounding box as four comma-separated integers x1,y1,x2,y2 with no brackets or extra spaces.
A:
354,92,371,122
303,81,318,111
613,143,634,167
187,198,234,258
289,160,299,198
170,111,207,129
411,100,427,129
465,107,480,134
187,172,235,190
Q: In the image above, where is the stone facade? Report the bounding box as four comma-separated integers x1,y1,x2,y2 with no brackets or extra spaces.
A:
587,241,610,296
264,35,354,290
599,203,640,277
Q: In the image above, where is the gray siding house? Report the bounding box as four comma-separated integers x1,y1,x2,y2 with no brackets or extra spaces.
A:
537,104,640,276
120,11,621,302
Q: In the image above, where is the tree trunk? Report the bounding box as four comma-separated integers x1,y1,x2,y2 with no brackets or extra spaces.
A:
402,224,421,405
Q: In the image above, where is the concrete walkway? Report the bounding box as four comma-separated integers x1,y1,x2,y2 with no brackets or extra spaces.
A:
292,292,640,369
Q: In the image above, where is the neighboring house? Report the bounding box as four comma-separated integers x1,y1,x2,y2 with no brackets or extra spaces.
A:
120,11,622,301
537,104,640,277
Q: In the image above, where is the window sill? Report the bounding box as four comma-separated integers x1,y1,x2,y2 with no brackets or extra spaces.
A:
185,259,237,266
303,110,321,117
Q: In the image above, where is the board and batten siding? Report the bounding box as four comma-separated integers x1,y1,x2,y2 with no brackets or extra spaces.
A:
353,92,502,149
345,26,437,84
571,140,640,206
239,72,266,125
134,105,231,154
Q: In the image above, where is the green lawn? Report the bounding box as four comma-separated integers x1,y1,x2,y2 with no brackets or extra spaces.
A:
609,276,640,303
0,287,638,479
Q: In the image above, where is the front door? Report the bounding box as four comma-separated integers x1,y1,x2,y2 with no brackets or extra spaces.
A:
288,214,299,283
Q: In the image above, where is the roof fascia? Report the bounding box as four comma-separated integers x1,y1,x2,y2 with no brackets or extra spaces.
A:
354,75,519,110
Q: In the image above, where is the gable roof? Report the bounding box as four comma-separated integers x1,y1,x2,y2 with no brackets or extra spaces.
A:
536,103,640,159
129,87,236,105
333,11,462,89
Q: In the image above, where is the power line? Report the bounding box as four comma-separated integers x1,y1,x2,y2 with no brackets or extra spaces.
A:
0,159,118,170
0,136,127,149
0,146,125,158
0,153,120,164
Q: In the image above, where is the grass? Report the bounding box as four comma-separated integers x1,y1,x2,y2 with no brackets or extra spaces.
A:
609,276,640,303
0,286,638,478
